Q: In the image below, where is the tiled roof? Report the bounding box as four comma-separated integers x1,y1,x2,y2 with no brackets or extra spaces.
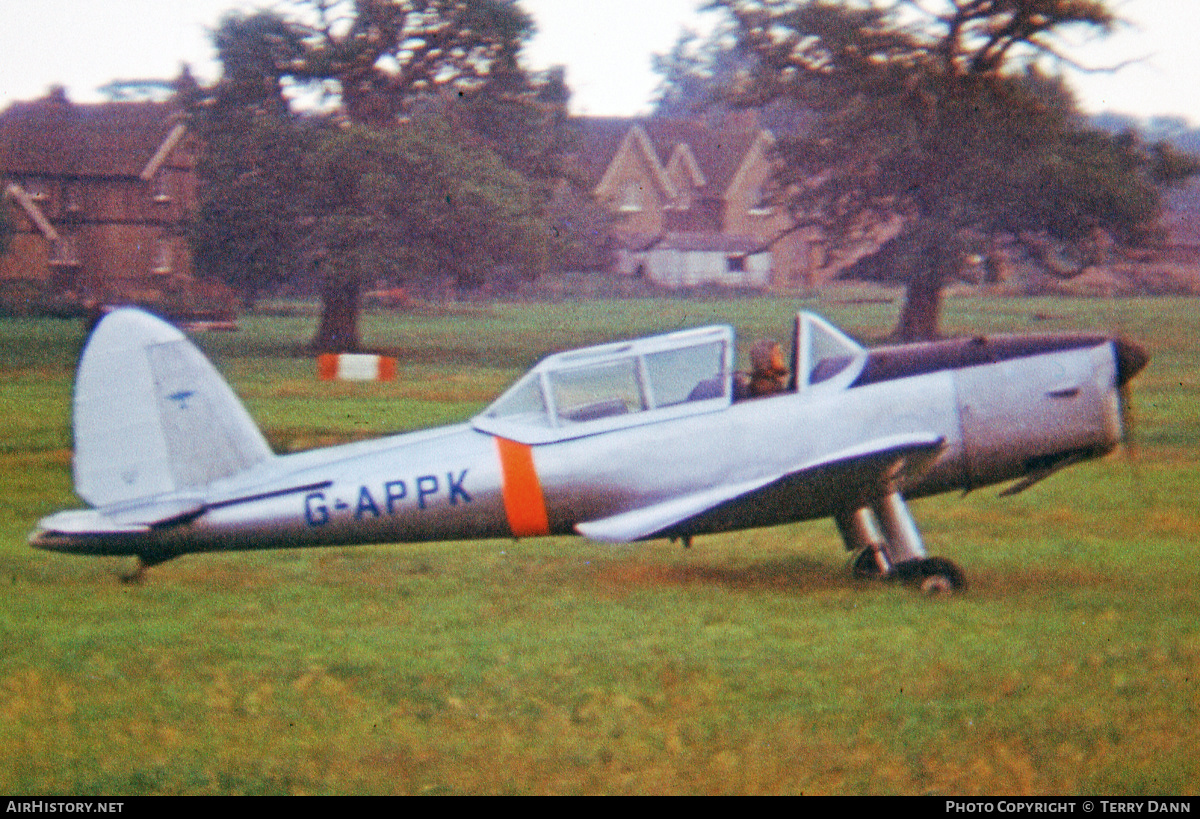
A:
567,115,766,195
612,230,764,254
642,119,762,194
0,92,186,178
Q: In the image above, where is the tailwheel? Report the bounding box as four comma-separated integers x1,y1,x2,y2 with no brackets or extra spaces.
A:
120,558,149,585
120,549,177,584
894,557,967,595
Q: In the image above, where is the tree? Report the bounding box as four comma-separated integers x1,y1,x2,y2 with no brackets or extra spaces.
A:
188,112,313,307
0,201,12,259
718,0,1198,339
270,0,535,126
652,26,733,118
457,62,618,275
199,1,553,351
187,12,313,307
651,22,815,135
305,117,549,351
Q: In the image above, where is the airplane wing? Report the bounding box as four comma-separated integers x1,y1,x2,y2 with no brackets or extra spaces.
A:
575,433,946,543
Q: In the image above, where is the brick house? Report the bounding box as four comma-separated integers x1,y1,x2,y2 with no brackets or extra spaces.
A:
0,88,213,313
567,116,823,289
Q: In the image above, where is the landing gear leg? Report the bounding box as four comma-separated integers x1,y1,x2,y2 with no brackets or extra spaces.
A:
835,507,890,579
837,492,967,594
874,491,967,593
872,491,927,565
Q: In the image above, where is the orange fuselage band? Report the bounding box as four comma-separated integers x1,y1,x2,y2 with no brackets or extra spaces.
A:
494,437,550,537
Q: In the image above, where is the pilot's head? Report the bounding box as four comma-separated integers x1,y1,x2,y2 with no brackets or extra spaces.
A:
750,339,787,377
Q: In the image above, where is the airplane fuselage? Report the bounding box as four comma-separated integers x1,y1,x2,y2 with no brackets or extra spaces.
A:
34,328,1134,569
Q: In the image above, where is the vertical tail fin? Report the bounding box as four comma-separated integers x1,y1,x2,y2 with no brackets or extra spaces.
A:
73,308,273,510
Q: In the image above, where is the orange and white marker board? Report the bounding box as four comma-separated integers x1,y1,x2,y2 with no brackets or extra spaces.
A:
317,353,398,381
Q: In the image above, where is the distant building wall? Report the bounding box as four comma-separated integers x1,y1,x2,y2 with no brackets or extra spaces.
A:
573,115,859,290
0,91,198,305
643,247,772,288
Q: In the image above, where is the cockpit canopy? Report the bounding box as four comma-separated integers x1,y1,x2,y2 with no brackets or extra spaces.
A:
473,325,734,444
471,313,867,445
792,310,867,391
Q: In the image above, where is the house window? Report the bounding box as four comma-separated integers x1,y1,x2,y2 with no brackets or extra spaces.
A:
619,182,643,213
64,184,81,213
153,238,173,274
747,182,773,216
152,173,172,203
726,254,747,273
671,184,693,211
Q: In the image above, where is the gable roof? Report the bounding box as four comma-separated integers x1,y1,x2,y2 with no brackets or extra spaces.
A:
595,124,678,202
568,115,771,200
0,91,189,179
641,119,764,196
665,141,707,189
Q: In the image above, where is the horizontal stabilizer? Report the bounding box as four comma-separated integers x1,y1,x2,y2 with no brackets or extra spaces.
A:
35,509,152,536
576,433,945,543
36,493,206,534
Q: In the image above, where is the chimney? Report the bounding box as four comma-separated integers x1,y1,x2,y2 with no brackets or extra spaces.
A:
43,85,71,105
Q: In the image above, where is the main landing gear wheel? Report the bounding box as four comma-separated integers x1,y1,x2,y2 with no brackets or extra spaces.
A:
836,496,966,594
894,557,967,595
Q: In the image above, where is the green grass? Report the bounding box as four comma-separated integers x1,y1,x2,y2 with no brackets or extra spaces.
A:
2,288,1198,794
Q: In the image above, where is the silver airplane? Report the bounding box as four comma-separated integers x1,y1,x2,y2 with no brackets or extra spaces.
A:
31,307,1148,592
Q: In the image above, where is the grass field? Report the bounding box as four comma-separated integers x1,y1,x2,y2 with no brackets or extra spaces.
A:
1,290,1198,795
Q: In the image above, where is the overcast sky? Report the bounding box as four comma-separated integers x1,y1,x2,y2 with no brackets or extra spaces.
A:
1,0,1197,123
